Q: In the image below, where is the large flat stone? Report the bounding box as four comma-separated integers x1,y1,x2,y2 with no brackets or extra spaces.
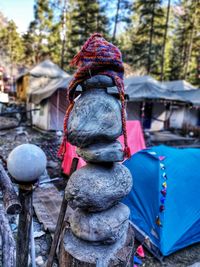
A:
65,163,133,212
76,141,124,162
70,203,130,244
67,89,122,147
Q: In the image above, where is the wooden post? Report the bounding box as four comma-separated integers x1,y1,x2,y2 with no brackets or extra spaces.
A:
0,161,21,214
46,158,79,267
16,185,33,267
0,205,16,267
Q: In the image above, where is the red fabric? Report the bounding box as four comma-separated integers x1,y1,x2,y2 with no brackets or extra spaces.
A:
61,120,146,175
118,121,146,155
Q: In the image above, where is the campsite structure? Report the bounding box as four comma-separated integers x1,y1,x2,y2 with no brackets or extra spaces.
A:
16,63,200,132
125,76,200,131
16,60,70,130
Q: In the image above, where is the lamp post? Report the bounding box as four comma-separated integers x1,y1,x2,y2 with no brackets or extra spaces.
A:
7,144,47,267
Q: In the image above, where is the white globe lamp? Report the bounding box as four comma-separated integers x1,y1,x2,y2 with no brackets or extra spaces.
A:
7,144,47,183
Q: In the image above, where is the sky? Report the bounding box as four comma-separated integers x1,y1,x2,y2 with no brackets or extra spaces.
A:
0,0,34,33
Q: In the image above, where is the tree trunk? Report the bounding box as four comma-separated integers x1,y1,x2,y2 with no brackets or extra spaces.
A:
60,0,67,69
160,0,171,81
0,161,21,214
147,1,156,74
112,0,121,42
0,205,16,267
183,0,198,79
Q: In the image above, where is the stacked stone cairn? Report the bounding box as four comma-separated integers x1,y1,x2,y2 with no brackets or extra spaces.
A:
64,75,133,265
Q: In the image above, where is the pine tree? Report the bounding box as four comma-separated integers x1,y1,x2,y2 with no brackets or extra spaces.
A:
111,0,132,43
160,0,171,81
24,0,54,64
62,0,109,72
0,20,24,66
168,0,200,85
123,0,165,77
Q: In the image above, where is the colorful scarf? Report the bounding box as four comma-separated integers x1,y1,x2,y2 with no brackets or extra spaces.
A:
58,33,131,159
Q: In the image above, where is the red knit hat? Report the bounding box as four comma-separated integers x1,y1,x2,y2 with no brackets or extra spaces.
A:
58,33,131,159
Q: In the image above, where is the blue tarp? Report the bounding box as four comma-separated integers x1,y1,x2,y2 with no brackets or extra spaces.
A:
123,145,200,256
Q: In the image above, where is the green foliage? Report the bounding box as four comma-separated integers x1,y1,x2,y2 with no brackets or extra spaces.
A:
122,0,165,77
0,20,25,65
0,0,199,85
168,0,200,85
62,0,109,72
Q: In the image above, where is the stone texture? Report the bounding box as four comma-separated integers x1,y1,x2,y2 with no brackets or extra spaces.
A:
65,163,133,212
60,223,132,266
76,140,124,163
67,89,122,147
69,203,130,244
82,75,115,89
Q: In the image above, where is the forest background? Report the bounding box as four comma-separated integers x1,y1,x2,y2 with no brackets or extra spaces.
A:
0,0,199,85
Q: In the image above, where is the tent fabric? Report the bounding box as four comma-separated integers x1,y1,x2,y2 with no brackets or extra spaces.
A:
161,80,197,91
16,60,69,80
123,76,200,105
28,77,71,104
49,90,68,130
174,89,200,106
29,60,69,78
28,74,200,106
123,145,200,256
61,120,146,175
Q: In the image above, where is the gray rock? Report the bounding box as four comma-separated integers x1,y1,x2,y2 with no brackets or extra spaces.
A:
67,89,122,147
82,75,115,88
70,203,130,244
65,163,133,212
63,223,129,265
76,141,124,162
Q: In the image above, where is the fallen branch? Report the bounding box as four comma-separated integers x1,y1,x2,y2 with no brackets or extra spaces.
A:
0,160,21,214
0,205,16,267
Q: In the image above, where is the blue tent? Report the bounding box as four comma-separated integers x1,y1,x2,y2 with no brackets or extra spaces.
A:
123,145,200,258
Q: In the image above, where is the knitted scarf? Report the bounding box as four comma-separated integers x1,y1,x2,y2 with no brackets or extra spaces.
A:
58,33,131,159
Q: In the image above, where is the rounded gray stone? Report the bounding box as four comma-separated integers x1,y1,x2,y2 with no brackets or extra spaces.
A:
67,89,122,147
65,163,133,212
76,141,124,163
70,203,130,244
82,75,115,88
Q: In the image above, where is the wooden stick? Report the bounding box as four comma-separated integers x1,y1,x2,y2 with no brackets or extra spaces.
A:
0,205,16,267
0,161,21,214
46,157,79,267
16,185,33,267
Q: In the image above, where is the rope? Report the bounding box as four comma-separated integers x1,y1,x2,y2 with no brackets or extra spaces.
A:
115,76,131,158
57,101,74,158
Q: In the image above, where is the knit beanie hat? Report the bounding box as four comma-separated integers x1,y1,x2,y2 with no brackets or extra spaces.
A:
58,33,131,159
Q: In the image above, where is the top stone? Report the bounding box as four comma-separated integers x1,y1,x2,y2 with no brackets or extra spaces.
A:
82,75,115,89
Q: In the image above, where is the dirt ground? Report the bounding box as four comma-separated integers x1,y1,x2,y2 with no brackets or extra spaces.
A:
0,116,200,267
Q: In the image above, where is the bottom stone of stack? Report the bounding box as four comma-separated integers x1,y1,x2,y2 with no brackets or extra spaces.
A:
59,223,134,267
69,203,130,244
